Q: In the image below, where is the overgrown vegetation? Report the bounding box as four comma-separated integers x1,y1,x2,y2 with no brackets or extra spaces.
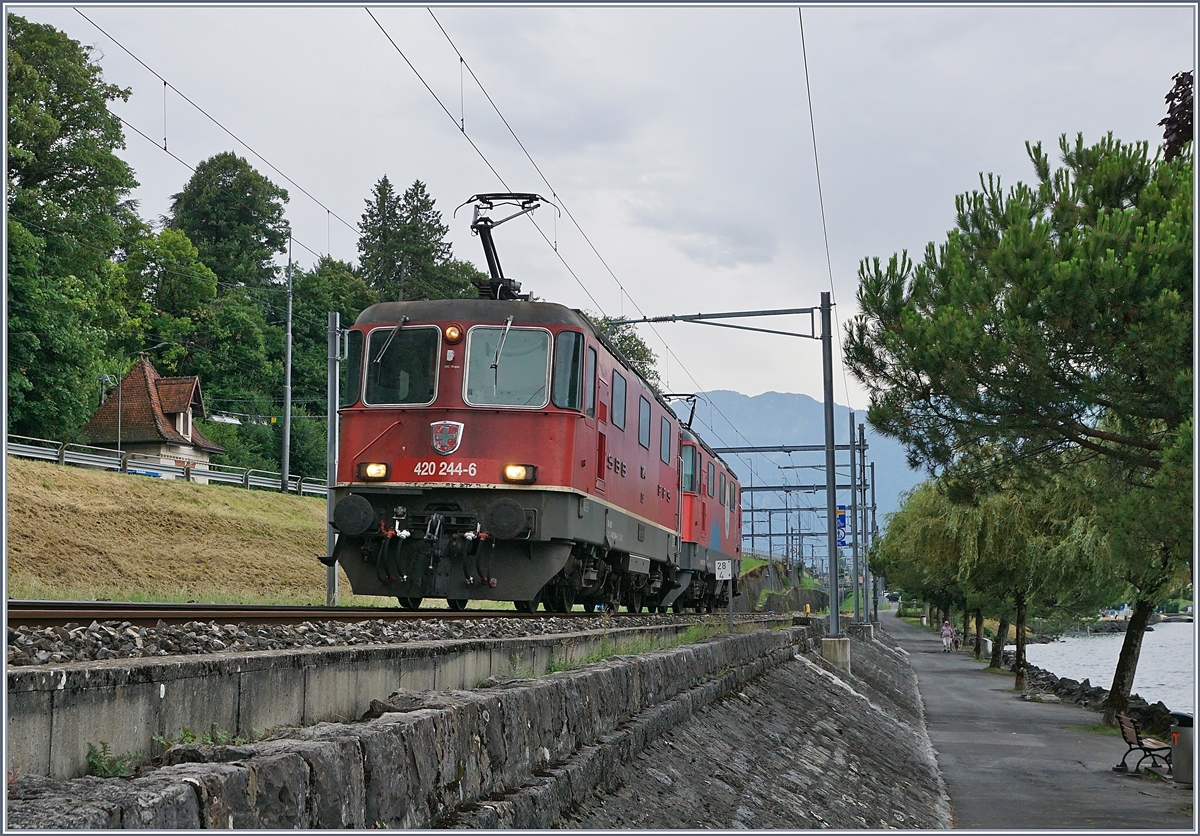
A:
86,742,139,778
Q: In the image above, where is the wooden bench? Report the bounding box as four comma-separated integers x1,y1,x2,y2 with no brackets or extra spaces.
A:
1115,714,1172,773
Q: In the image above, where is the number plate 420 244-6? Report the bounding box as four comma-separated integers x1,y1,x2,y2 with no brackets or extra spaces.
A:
413,461,478,477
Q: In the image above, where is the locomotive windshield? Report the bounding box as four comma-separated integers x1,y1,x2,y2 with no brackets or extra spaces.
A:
465,326,551,408
363,325,439,405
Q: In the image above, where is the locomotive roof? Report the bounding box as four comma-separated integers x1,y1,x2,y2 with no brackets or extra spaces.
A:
356,299,590,328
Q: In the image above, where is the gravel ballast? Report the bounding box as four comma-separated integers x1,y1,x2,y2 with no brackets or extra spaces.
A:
6,613,779,667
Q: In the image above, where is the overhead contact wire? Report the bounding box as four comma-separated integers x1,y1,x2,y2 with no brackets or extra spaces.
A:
75,8,361,238
366,7,605,314
798,8,852,412
426,9,780,498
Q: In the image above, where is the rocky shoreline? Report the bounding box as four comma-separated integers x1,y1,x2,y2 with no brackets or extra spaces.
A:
1001,650,1178,735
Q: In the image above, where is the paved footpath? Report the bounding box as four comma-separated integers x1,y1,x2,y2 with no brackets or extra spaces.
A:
884,612,1194,830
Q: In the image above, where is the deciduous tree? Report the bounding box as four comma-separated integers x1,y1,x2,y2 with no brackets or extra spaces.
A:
167,151,289,289
6,14,137,438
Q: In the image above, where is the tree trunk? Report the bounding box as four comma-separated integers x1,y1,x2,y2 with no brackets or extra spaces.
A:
974,609,984,660
962,607,970,649
1102,597,1156,726
989,618,1009,668
1014,592,1027,691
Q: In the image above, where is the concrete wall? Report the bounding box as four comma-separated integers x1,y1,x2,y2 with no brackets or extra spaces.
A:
7,623,819,829
7,619,789,781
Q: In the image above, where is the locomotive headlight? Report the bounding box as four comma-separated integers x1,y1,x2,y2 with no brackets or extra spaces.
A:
443,324,464,343
502,464,537,484
357,462,389,481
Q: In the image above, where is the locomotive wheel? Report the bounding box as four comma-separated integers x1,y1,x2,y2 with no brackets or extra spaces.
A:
627,591,644,614
582,602,596,613
514,589,543,614
397,597,423,611
447,599,468,612
656,605,668,614
553,585,576,613
671,601,684,614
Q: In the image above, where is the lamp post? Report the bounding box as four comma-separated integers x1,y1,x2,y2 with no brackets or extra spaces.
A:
115,343,171,460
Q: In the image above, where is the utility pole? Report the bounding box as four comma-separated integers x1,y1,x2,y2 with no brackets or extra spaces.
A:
848,411,860,621
870,461,879,622
281,238,294,493
326,312,340,606
859,423,869,622
821,292,840,636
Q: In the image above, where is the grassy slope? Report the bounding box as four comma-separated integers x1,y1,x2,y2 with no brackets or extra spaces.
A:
5,457,385,606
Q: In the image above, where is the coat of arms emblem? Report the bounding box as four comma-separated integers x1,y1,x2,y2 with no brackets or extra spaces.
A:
430,421,464,455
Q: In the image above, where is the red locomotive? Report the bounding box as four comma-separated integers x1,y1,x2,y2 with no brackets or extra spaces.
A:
325,194,741,612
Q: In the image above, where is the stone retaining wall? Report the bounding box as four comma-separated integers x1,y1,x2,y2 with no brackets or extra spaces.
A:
7,624,819,829
9,619,787,781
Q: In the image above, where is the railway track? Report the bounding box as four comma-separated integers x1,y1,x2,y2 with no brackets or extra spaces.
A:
6,599,641,628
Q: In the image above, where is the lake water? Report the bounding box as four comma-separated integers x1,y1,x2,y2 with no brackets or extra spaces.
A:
1023,621,1196,714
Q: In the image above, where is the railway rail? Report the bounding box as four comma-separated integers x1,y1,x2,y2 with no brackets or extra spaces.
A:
5,599,639,629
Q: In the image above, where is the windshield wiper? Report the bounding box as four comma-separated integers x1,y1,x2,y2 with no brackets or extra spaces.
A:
491,316,514,371
373,316,410,364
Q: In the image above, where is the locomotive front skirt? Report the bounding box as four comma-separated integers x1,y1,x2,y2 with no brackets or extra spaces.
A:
326,299,742,614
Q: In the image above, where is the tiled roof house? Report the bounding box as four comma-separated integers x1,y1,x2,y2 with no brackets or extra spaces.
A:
83,356,226,476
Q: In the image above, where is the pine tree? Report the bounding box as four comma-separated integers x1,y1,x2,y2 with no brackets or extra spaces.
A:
357,177,479,300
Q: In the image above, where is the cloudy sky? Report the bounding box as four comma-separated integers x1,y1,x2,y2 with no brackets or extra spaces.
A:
15,3,1195,418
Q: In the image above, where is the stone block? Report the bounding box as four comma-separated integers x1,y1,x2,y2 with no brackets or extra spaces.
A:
157,762,256,828
244,751,309,827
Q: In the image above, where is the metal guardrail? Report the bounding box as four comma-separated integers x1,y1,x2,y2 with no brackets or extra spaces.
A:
6,435,327,498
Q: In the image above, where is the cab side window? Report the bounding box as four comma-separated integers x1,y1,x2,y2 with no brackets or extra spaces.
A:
584,346,597,417
681,445,697,492
638,396,651,449
707,462,715,497
659,417,672,465
551,331,584,410
612,371,627,429
719,473,727,506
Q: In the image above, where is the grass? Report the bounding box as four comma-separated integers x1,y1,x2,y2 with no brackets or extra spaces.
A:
740,556,767,575
982,665,1015,676
7,457,552,608
1065,723,1120,736
545,620,727,675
